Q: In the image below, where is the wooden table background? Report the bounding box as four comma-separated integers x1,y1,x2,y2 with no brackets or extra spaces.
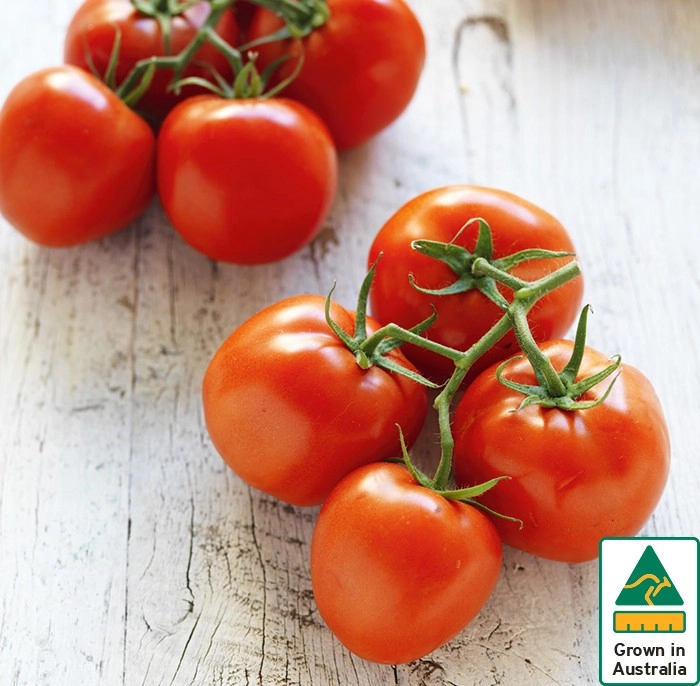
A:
1,1,699,684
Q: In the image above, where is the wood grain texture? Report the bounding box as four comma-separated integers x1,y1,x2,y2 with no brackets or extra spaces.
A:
1,1,698,684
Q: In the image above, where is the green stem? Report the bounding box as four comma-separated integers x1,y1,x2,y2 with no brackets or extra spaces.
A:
251,0,311,18
431,314,512,490
431,259,581,490
116,0,235,102
471,256,528,294
172,0,204,10
507,260,582,398
248,0,330,36
508,304,567,397
329,237,582,502
116,0,330,106
361,323,465,364
121,61,157,108
356,255,582,492
201,24,244,72
131,0,158,14
358,305,517,493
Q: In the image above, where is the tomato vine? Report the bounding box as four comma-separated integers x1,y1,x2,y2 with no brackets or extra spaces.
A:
107,0,331,106
326,217,588,515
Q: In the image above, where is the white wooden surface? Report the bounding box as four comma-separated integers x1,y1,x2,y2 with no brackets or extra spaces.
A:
1,1,699,684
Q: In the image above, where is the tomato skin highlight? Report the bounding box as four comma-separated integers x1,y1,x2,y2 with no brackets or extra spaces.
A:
452,340,671,563
157,96,338,265
0,65,155,247
202,295,428,506
248,0,426,149
368,185,584,384
311,462,502,664
64,0,240,125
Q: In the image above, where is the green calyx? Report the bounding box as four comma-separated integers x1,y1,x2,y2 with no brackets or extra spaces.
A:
411,217,575,310
172,52,261,99
82,24,158,107
130,0,204,54
397,427,521,525
245,0,330,41
115,0,241,105
111,0,330,108
324,258,440,389
497,304,622,411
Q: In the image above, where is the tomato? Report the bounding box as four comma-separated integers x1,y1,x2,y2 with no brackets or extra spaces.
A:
310,462,502,664
157,95,337,265
368,186,584,384
452,340,671,563
232,0,257,35
247,0,426,149
0,65,155,247
64,0,240,125
202,295,428,506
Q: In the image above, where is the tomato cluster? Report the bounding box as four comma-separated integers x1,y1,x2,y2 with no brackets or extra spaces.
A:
0,0,425,263
1,0,671,669
203,185,671,663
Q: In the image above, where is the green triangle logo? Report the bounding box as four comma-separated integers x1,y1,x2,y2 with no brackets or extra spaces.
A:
615,545,684,606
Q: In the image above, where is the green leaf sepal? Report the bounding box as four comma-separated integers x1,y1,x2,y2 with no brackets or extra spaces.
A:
497,304,622,411
397,426,521,525
324,259,440,388
411,217,575,310
240,0,330,43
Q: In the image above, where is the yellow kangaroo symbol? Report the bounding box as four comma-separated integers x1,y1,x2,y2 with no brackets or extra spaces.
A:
623,573,672,606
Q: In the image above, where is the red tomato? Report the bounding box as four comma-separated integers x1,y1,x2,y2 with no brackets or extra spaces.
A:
368,186,584,384
0,65,155,247
64,0,240,125
157,95,338,265
232,0,257,35
202,295,428,506
247,0,426,149
452,340,671,563
311,462,502,663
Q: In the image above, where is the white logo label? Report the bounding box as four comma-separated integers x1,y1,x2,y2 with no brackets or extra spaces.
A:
599,538,698,685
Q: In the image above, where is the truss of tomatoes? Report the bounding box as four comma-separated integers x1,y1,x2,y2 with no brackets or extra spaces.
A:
202,185,671,664
0,0,425,263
